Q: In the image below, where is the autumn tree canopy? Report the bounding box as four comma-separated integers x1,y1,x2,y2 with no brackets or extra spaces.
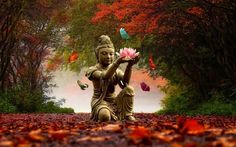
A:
92,0,236,114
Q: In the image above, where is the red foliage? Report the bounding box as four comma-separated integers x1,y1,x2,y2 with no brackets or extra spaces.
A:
92,0,162,35
0,114,235,146
91,4,112,23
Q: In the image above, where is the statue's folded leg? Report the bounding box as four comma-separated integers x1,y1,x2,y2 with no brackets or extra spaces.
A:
98,108,111,122
91,99,118,122
116,85,135,121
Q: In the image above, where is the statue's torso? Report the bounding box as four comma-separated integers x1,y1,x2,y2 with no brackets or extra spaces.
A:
86,64,123,102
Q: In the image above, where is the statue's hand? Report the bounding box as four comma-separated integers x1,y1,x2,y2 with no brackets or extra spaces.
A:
117,56,132,64
128,55,140,66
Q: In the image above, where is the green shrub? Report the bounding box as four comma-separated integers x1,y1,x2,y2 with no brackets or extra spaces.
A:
158,83,197,114
3,85,45,112
194,99,236,115
0,86,74,113
193,92,236,115
39,101,74,113
0,97,17,113
157,83,236,116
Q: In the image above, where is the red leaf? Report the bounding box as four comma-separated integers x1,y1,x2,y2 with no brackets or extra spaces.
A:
48,130,69,140
128,126,151,144
140,82,150,91
102,124,122,132
28,129,45,142
181,119,205,134
68,51,78,63
149,54,156,70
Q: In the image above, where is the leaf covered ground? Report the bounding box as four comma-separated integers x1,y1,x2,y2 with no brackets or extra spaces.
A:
0,113,235,147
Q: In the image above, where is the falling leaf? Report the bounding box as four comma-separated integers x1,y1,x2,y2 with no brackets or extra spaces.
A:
149,54,156,70
68,51,78,63
140,82,150,91
77,80,88,90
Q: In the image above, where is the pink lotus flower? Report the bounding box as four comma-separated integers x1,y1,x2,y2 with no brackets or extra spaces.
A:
116,48,139,59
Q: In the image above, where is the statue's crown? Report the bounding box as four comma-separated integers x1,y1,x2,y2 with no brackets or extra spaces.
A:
96,35,114,51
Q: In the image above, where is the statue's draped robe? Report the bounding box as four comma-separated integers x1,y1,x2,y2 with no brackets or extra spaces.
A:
86,64,134,121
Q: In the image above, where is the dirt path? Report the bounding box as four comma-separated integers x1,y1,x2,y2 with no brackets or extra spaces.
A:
0,113,235,146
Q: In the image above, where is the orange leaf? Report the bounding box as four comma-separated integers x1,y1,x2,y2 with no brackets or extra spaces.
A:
205,128,223,136
102,124,122,132
128,126,151,143
212,137,236,147
28,129,45,142
152,132,182,143
68,51,78,63
48,130,69,140
76,136,111,142
225,129,236,135
128,126,152,145
0,141,14,147
182,119,205,135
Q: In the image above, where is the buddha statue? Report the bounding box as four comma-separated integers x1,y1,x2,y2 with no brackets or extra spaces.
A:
85,35,139,122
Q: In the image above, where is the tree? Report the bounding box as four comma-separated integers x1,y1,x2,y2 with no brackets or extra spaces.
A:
92,0,236,112
0,0,24,91
0,0,74,112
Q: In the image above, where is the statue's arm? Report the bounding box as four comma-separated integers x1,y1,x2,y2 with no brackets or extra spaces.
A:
101,59,120,79
117,66,133,89
119,55,140,87
123,64,132,85
86,59,121,80
100,57,131,79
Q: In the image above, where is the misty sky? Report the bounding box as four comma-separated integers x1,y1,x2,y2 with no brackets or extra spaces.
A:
48,67,165,113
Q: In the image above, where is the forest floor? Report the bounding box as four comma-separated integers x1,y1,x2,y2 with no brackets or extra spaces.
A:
0,113,236,147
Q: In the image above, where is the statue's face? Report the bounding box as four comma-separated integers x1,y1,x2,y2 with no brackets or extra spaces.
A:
98,47,115,66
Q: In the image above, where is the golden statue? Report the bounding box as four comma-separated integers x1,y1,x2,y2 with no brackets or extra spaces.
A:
85,35,139,122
